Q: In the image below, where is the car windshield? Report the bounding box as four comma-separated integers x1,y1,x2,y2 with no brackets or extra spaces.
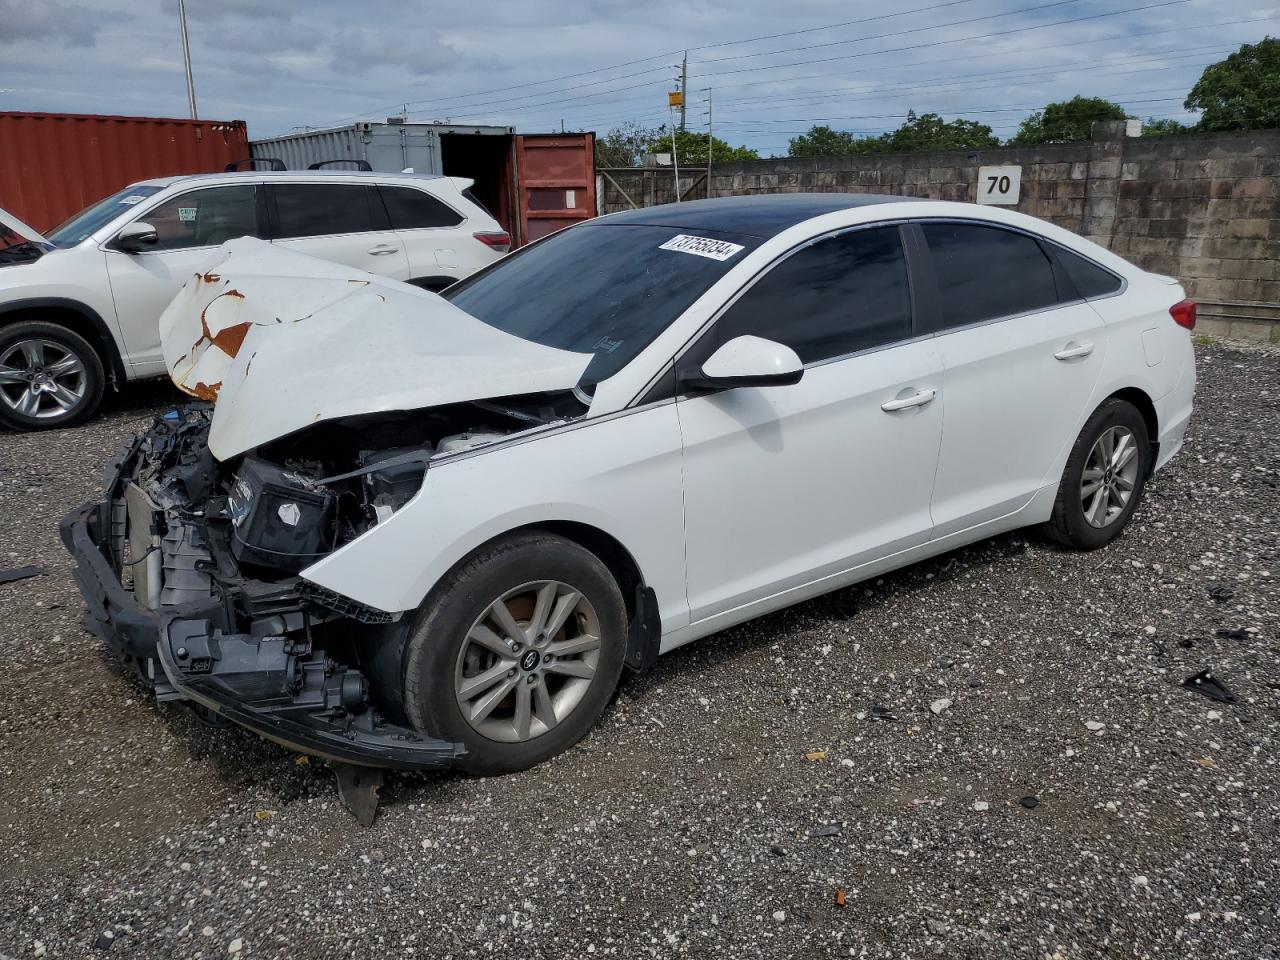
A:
444,222,760,384
45,185,165,248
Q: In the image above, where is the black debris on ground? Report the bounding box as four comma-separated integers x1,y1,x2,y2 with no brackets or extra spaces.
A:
0,345,1277,958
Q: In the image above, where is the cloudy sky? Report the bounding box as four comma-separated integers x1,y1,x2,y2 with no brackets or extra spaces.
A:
0,0,1273,155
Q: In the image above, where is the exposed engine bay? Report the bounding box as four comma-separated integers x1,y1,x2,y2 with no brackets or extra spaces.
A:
61,390,585,822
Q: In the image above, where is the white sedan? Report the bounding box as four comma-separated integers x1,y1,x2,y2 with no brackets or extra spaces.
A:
64,194,1196,795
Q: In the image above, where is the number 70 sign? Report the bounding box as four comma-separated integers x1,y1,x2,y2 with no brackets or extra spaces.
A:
977,165,1021,205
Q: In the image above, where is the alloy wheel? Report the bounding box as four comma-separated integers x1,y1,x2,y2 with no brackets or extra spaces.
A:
1080,425,1140,528
454,580,601,743
0,338,88,419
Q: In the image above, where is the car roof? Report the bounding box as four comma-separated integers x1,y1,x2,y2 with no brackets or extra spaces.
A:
595,192,925,239
130,170,449,189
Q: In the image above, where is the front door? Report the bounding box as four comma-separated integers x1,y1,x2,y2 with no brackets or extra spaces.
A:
675,225,945,625
103,183,263,374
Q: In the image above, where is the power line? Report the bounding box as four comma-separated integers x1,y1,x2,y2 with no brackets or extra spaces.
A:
346,10,1270,145
692,0,1086,65
489,42,1232,128
441,9,1263,127
324,0,995,125
699,0,1191,78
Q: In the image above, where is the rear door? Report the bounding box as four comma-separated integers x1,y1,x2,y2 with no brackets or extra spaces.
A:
266,182,410,280
917,220,1108,538
514,134,596,246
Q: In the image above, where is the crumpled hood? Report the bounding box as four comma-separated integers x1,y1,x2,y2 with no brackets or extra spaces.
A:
159,237,591,461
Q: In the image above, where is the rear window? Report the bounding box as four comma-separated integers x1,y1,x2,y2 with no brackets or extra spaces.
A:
922,222,1060,329
445,223,760,384
271,184,386,238
1053,245,1124,299
379,186,464,229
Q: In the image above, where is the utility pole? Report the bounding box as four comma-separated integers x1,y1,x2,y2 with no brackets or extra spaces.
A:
177,0,198,120
679,51,688,130
704,89,713,200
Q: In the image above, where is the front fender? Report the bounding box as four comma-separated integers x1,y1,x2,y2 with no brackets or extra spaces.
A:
300,403,691,637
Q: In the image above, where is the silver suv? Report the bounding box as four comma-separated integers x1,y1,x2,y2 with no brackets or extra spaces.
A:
0,170,509,430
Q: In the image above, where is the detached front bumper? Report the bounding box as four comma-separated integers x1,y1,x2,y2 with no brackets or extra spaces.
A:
60,496,463,772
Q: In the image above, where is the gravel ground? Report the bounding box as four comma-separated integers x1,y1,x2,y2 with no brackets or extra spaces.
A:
0,342,1277,960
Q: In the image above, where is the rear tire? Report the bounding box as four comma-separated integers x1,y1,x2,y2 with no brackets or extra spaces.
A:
401,532,627,775
0,320,105,431
1043,398,1150,550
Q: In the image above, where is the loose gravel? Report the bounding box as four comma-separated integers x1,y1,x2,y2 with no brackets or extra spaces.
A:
0,342,1277,959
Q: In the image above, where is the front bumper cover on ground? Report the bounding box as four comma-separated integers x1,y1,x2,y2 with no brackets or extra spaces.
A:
60,498,464,773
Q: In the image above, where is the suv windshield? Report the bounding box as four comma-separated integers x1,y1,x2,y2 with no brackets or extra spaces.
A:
444,222,759,384
45,185,165,248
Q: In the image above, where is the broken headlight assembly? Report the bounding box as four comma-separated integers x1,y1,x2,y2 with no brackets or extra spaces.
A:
225,448,430,576
228,457,337,573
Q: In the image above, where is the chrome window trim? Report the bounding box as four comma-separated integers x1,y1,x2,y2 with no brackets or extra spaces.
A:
626,217,921,407
908,217,1129,333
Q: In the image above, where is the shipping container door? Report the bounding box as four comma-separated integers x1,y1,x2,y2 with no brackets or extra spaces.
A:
513,134,595,246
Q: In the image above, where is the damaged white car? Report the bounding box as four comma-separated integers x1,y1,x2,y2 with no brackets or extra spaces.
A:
63,195,1196,814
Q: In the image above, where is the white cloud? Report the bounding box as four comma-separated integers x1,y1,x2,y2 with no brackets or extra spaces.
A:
0,0,1269,153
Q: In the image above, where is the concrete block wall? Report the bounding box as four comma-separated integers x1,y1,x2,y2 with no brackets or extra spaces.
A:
599,126,1280,341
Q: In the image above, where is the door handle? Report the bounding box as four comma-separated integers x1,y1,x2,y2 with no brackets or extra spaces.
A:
1054,341,1094,361
881,388,937,412
367,243,399,256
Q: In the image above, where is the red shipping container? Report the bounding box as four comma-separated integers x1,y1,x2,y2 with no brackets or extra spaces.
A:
0,111,250,232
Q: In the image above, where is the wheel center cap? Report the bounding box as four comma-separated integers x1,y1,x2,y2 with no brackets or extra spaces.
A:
519,649,541,672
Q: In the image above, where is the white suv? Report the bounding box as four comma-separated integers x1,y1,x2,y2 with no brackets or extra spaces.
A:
0,171,509,430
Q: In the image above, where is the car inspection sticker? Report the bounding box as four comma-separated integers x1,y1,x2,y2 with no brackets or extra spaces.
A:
659,234,745,261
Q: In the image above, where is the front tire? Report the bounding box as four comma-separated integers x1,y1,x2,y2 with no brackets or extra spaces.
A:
0,321,105,431
401,532,628,775
1044,398,1150,550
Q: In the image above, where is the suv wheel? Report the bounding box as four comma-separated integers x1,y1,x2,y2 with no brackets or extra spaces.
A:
1043,398,1150,550
0,321,105,430
401,532,628,775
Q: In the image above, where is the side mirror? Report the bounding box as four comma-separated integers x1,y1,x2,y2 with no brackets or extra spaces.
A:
114,221,158,252
680,335,804,391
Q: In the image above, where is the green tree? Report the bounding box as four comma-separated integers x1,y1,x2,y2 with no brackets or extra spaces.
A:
646,126,758,166
595,121,659,167
1008,95,1129,145
1185,37,1280,131
1141,117,1192,137
882,110,999,151
788,124,884,157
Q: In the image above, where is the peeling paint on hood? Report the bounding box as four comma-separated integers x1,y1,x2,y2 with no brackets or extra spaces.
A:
159,237,592,461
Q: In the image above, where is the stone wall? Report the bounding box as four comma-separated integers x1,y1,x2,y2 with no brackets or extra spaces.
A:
598,124,1280,341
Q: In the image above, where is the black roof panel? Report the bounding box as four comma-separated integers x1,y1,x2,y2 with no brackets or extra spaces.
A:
593,192,922,238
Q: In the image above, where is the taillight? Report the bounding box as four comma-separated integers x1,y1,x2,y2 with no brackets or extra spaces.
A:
474,231,511,253
1170,298,1196,330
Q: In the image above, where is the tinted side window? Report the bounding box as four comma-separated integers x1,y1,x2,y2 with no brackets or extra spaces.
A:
713,227,912,365
1053,245,1123,299
380,186,464,229
922,223,1059,328
272,184,382,239
140,186,258,251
